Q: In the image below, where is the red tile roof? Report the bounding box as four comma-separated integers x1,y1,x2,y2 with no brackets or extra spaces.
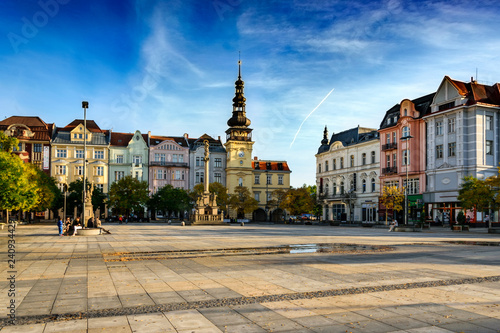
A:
252,160,291,172
61,119,105,133
0,116,49,128
110,132,134,146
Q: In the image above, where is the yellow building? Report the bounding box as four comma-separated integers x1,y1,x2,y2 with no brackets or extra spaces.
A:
51,119,110,195
224,62,291,221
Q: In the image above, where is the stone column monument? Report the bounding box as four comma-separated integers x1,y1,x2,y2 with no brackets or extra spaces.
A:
191,140,224,225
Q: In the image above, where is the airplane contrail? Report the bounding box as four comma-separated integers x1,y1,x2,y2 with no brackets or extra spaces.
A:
289,88,335,148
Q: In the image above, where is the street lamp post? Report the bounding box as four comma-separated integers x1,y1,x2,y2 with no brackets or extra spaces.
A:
401,135,413,225
82,101,88,227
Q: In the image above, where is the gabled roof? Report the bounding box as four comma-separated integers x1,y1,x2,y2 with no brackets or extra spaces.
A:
252,160,291,172
435,76,500,110
188,134,226,153
61,119,104,133
0,116,49,128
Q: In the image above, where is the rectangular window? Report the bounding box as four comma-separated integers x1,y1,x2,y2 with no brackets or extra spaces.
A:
254,192,260,201
33,143,42,153
115,171,124,181
486,115,493,130
392,132,396,144
135,171,139,180
116,155,124,163
266,174,272,185
436,144,443,158
393,153,397,167
196,172,200,183
56,149,67,158
325,160,329,171
76,150,84,159
172,154,178,163
255,175,260,184
402,150,410,166
436,121,443,135
94,150,104,159
448,142,456,157
214,173,221,183
75,166,83,175
278,175,284,185
175,170,181,180
215,158,222,168
200,172,204,183
96,184,104,191
196,157,200,167
486,140,493,155
386,133,390,144
386,155,390,168
95,166,104,176
133,155,142,164
178,154,184,163
157,169,164,180
340,157,344,168
448,118,456,133
333,159,336,170
56,165,66,175
403,178,420,195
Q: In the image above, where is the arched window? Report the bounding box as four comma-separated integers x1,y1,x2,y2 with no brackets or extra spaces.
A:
350,155,354,167
333,182,337,195
362,153,366,165
371,151,375,164
362,179,366,193
325,183,329,195
340,181,345,194
318,163,321,173
371,178,376,192
238,177,243,186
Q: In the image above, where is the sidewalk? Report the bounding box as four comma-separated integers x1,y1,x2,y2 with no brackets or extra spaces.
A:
1,224,499,332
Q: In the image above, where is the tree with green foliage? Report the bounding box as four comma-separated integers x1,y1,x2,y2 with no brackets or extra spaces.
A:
307,185,323,219
109,176,149,217
0,151,39,222
228,186,259,218
149,185,192,219
28,165,60,213
190,182,229,215
458,176,493,222
282,185,314,216
0,131,19,152
379,185,404,225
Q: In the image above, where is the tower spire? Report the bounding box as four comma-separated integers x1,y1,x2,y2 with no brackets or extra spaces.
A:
321,125,329,145
227,59,251,128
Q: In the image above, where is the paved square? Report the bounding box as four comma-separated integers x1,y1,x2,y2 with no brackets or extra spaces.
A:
1,223,500,332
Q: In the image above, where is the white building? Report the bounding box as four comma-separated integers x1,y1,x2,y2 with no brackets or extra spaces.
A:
316,126,380,222
423,76,500,225
188,134,226,189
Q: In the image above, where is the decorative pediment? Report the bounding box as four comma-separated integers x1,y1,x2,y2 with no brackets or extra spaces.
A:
5,124,34,138
437,162,452,169
329,141,344,151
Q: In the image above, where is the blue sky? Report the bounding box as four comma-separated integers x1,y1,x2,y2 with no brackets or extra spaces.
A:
2,0,500,187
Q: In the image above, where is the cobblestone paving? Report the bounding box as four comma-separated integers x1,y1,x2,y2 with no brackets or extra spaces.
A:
1,223,500,332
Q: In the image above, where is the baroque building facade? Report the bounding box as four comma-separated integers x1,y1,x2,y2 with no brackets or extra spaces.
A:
423,76,500,225
0,116,54,175
316,126,379,222
148,134,190,193
378,94,433,223
108,130,149,186
51,119,110,194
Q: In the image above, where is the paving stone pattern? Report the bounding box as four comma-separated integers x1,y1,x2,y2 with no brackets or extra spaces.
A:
1,224,500,332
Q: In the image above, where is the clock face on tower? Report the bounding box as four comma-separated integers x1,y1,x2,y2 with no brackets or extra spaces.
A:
238,151,245,158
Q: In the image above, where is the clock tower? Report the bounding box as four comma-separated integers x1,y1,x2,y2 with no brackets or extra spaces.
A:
224,60,254,200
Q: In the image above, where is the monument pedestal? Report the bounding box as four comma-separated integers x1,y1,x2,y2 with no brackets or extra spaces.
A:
191,192,224,225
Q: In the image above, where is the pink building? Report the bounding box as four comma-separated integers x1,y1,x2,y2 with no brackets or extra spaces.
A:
378,93,434,223
149,135,190,193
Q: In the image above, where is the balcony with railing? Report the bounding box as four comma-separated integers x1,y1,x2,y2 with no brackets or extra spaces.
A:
382,166,398,174
381,142,397,151
150,161,189,168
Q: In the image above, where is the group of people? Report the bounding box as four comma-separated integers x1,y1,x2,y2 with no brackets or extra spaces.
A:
57,216,101,236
